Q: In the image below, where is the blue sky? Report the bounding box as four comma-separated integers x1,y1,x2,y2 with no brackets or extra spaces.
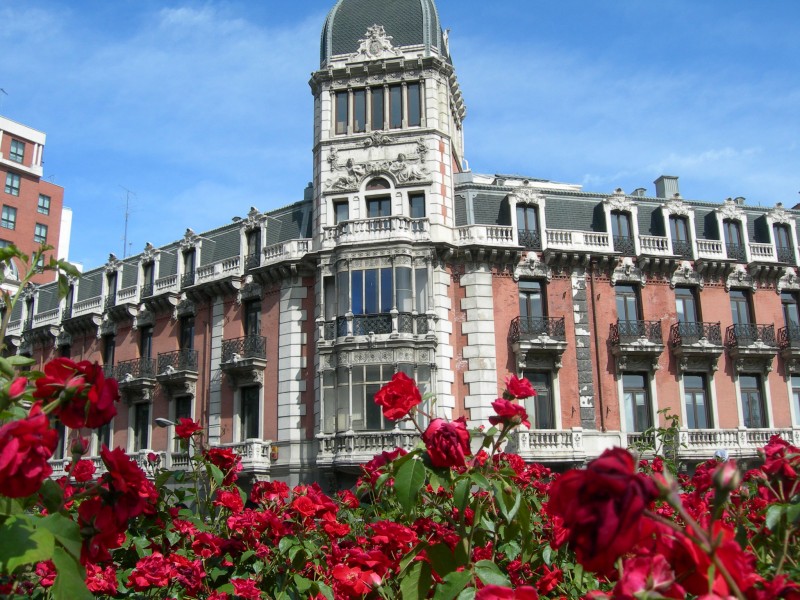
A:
1,0,798,269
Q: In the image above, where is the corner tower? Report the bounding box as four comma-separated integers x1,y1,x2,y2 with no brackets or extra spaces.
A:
311,0,466,471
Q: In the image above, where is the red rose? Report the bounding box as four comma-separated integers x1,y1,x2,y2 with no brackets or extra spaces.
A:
374,372,422,421
476,585,539,600
422,417,471,468
0,402,58,498
100,446,159,525
69,458,96,483
204,447,242,486
231,578,262,600
489,398,530,429
545,447,659,574
8,376,27,400
505,375,536,399
34,358,118,429
332,564,381,597
175,417,202,439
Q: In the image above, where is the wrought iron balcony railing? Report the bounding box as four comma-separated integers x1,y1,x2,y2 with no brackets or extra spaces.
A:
221,335,266,362
397,312,429,335
671,239,693,259
777,246,796,264
518,229,542,250
104,293,116,311
180,271,195,288
670,321,722,347
726,243,746,262
613,235,635,256
610,320,662,345
779,324,800,350
157,349,199,373
244,252,261,270
509,316,566,343
725,323,776,347
115,357,157,380
353,313,392,336
140,283,154,298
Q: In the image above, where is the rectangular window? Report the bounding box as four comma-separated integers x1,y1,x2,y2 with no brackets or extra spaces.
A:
34,223,48,244
724,220,745,261
519,280,544,319
38,194,51,215
133,402,150,451
142,262,154,293
1,205,17,229
615,284,640,322
4,173,20,196
407,82,421,127
684,373,710,429
740,374,766,428
623,373,652,432
9,140,25,163
182,250,196,286
389,85,403,129
335,90,348,135
180,316,195,350
174,395,192,451
524,371,555,429
415,267,428,314
355,364,394,430
396,267,412,312
729,290,752,326
782,292,799,327
334,200,349,224
353,89,366,133
244,298,261,336
241,386,260,440
140,326,153,359
367,196,391,218
409,193,425,218
517,205,541,249
675,287,699,323
611,211,634,254
774,224,795,263
670,215,691,257
103,334,115,367
246,229,261,257
371,87,384,130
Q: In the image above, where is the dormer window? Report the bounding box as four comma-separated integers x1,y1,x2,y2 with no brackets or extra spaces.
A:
723,219,745,261
517,204,541,250
774,223,795,263
611,211,634,255
142,262,154,297
366,177,390,191
669,215,692,258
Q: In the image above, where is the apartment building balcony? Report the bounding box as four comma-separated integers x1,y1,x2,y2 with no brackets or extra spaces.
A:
725,324,777,372
671,239,693,259
218,439,273,479
517,229,542,251
670,321,724,372
22,308,62,344
693,239,735,278
115,357,157,402
509,316,568,371
542,229,615,267
779,324,800,373
321,311,435,342
610,320,664,371
510,428,586,464
322,217,430,250
141,275,180,312
316,428,421,472
62,297,103,334
3,319,22,348
777,245,797,264
105,286,139,320
676,427,800,461
220,335,267,387
156,349,199,394
183,258,242,299
251,239,314,281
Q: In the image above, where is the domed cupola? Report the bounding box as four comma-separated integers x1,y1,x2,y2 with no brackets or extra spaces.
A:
320,0,449,67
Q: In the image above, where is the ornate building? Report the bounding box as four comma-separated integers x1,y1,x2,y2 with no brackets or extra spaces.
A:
9,0,800,485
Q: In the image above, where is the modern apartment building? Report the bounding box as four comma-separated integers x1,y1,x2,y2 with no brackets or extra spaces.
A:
8,0,800,487
0,115,69,288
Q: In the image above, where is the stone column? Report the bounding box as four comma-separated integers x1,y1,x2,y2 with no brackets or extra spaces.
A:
207,295,224,446
277,281,308,442
572,267,597,429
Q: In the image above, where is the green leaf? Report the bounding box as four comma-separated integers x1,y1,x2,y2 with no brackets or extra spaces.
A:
207,463,224,488
317,581,335,600
766,504,786,531
39,479,65,514
469,472,491,490
0,515,55,572
395,457,426,515
155,469,174,489
542,545,553,566
0,356,15,378
40,514,83,561
6,355,35,368
51,546,93,600
294,574,314,592
426,543,457,578
474,560,510,587
401,559,432,600
0,496,23,517
499,540,521,561
432,569,472,600
456,588,477,600
453,478,470,515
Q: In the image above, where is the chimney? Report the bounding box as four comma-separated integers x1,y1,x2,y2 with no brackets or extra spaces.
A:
631,187,647,197
654,175,679,199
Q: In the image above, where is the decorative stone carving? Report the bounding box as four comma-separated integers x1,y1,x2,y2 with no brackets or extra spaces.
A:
513,254,552,282
670,262,704,289
98,316,117,338
717,198,745,221
768,203,791,225
777,267,800,293
509,184,546,207
603,188,634,212
725,266,757,292
237,275,262,304
180,228,200,251
176,298,196,317
226,368,264,390
104,253,122,274
363,131,392,148
350,25,403,62
242,206,264,232
141,242,159,262
663,196,691,217
133,307,155,330
611,258,646,286
325,140,429,191
20,282,38,301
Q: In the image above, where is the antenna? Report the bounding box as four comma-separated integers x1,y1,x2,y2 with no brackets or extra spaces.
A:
0,89,7,112
120,186,136,258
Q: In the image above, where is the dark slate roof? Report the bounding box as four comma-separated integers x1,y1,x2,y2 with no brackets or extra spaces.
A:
546,196,605,232
37,287,59,313
199,228,241,267
454,194,467,227
78,272,103,301
320,0,448,66
472,193,510,226
121,262,138,288
265,201,313,246
159,245,178,277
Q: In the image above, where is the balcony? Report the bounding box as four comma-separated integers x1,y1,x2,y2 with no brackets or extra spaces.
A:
726,243,747,262
156,349,199,395
676,428,800,461
670,321,723,372
316,428,421,472
322,312,434,342
725,323,777,373
323,217,430,249
262,239,311,268
218,440,272,478
613,235,635,256
184,258,242,299
779,324,800,372
115,357,157,402
105,286,139,320
220,335,267,387
749,243,777,263
455,225,513,247
509,316,568,371
638,235,670,257
510,428,586,464
142,274,180,312
62,297,103,335
671,239,693,259
517,229,542,250
777,245,796,264
610,320,664,372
